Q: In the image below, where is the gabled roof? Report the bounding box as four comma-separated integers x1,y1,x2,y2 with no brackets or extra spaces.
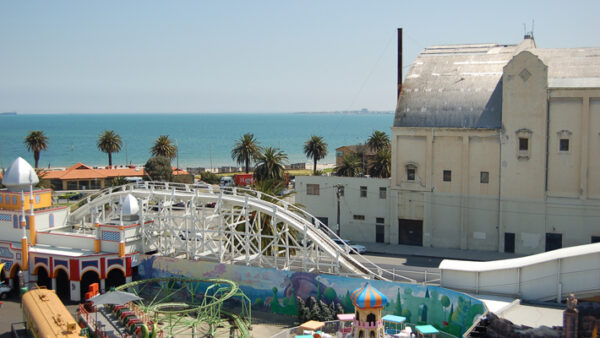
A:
394,42,520,129
43,163,144,180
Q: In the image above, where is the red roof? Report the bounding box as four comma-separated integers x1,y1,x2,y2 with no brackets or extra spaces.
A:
42,163,188,181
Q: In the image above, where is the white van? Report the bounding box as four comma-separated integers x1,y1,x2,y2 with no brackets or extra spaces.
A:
219,176,234,187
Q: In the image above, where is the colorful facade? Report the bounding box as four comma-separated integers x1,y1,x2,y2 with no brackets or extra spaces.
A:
1,157,138,301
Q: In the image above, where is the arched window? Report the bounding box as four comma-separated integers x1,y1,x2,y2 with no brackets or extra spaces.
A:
358,330,364,338
367,313,376,326
355,311,360,322
370,331,375,338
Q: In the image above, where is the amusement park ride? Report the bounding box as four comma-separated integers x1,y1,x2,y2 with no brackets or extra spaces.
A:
1,157,415,337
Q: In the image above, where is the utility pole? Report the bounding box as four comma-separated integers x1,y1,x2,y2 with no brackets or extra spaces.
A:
334,184,344,236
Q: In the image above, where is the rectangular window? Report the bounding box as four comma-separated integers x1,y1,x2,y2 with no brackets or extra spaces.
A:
480,171,489,184
336,151,344,157
353,215,365,220
360,186,367,198
67,181,77,190
519,137,529,151
443,170,452,182
407,168,415,181
591,236,600,243
316,217,328,226
559,139,569,152
306,184,320,195
376,217,384,224
379,187,386,199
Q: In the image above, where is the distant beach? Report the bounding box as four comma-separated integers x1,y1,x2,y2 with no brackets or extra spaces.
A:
1,112,393,170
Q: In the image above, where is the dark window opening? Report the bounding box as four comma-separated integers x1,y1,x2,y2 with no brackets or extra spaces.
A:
353,215,365,220
480,171,489,184
443,170,452,182
560,139,569,152
376,217,384,224
519,137,529,151
407,168,415,181
504,233,515,253
591,236,600,243
545,233,562,252
360,186,367,198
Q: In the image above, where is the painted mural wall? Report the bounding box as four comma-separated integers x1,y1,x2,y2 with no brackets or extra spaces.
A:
137,255,485,337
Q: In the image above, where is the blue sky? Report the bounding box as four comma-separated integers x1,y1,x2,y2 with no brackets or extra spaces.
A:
1,1,598,114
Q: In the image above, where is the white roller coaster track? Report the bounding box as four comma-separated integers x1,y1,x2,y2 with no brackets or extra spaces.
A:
68,182,416,282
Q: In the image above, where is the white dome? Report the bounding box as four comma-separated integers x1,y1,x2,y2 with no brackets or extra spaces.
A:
2,157,39,191
121,194,139,216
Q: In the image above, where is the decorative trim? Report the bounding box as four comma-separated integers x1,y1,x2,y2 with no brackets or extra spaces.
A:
557,129,572,137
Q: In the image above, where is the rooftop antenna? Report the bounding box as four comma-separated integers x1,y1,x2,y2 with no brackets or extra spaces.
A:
531,19,535,39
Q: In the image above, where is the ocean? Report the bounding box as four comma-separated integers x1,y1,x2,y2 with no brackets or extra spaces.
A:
1,113,393,170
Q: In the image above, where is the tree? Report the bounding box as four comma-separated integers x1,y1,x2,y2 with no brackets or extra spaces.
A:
367,130,390,152
24,131,49,169
144,156,173,181
97,130,122,166
334,153,361,177
231,133,262,173
440,295,451,321
368,147,391,178
254,147,288,182
304,135,327,175
151,135,177,160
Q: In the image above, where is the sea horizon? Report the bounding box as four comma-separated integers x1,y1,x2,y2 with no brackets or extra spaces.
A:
1,112,393,170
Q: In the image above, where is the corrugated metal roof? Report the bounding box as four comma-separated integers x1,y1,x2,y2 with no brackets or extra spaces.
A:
394,40,600,129
394,43,517,128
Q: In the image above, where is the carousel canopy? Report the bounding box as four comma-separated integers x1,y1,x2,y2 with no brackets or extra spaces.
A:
350,283,388,309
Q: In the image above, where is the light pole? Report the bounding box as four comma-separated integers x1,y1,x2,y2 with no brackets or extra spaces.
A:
334,184,344,236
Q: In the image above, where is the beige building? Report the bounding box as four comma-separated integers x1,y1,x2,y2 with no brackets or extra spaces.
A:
392,36,600,254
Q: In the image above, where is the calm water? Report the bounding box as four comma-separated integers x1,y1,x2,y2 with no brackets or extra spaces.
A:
1,113,393,169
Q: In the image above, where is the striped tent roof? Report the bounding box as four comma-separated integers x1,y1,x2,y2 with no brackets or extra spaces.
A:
350,283,388,309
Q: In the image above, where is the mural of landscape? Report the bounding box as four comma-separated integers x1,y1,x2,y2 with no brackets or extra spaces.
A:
137,255,485,336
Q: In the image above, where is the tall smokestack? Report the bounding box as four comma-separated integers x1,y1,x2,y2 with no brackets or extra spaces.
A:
397,28,403,100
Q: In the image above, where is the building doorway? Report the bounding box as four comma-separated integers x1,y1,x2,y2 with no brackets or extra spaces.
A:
35,266,51,289
504,233,515,253
545,233,562,252
11,265,21,296
105,269,126,291
398,219,423,246
375,225,384,243
55,269,70,299
80,270,100,301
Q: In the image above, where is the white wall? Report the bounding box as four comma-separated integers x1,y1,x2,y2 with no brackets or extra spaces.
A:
295,176,391,243
440,243,600,301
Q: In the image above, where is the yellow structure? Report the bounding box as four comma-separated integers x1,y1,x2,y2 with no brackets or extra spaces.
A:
22,288,81,337
350,283,387,338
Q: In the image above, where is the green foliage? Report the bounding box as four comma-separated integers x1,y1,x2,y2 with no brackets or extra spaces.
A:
304,135,327,175
367,130,390,152
231,133,262,173
335,153,361,177
368,146,391,178
254,147,288,182
144,156,173,182
440,295,450,309
24,130,49,169
394,289,403,316
110,176,127,187
97,130,122,166
200,171,219,184
323,287,337,303
151,135,177,159
342,291,354,313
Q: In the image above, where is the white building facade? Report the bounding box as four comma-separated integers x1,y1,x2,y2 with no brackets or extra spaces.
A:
298,37,600,255
392,37,600,255
295,176,393,244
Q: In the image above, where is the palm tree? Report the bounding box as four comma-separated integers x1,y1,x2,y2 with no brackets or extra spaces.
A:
367,130,390,152
97,130,123,166
369,147,391,178
231,133,262,173
304,135,328,175
151,135,177,160
335,153,361,177
254,147,288,182
24,131,49,169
